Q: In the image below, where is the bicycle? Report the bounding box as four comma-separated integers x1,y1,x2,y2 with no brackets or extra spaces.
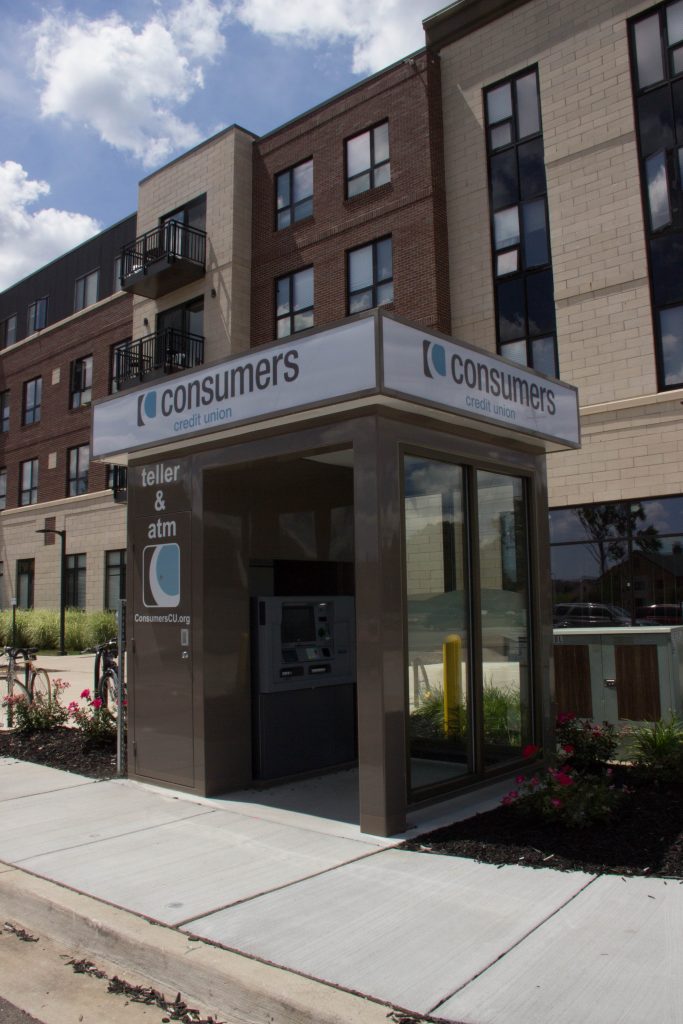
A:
86,639,121,708
0,646,51,704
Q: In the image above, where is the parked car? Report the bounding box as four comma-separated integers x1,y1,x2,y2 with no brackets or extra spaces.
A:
553,602,631,627
635,603,683,626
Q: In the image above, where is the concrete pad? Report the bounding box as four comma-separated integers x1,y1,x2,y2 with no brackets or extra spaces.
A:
437,873,683,1024
0,759,94,800
187,848,595,1014
1,778,213,862
18,807,379,926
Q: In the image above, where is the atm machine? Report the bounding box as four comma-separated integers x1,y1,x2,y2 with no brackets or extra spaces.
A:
252,595,356,779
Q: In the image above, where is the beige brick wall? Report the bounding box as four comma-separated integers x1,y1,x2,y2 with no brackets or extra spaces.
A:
439,0,683,509
0,493,126,611
133,126,255,363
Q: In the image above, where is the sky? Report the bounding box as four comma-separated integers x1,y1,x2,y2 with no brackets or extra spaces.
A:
0,0,442,292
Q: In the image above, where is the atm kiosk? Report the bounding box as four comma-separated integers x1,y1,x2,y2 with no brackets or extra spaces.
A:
252,596,356,779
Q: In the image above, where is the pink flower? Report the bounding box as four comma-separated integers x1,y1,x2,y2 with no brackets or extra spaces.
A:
80,689,90,699
522,743,540,759
92,697,103,709
529,775,540,787
550,798,563,808
501,793,518,806
556,772,574,787
515,774,526,784
67,701,78,712
562,743,574,754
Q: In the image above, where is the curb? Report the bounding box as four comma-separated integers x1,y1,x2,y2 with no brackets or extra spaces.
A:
0,865,396,1024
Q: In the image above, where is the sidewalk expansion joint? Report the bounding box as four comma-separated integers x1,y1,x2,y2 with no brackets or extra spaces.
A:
426,872,601,1017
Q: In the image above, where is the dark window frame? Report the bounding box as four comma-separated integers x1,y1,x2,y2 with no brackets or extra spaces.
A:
67,444,90,497
16,559,34,610
65,553,86,610
104,549,126,610
345,121,391,198
27,296,48,334
70,355,93,409
74,268,100,312
275,266,314,338
346,236,394,315
0,391,9,433
0,467,6,510
19,458,38,506
0,314,17,349
484,65,558,378
22,377,42,426
275,158,314,230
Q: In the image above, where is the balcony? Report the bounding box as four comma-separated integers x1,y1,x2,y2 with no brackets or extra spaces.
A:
113,329,205,390
120,221,206,298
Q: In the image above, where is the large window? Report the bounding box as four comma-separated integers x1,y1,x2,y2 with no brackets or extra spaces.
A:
550,495,683,621
70,355,93,408
0,315,16,348
65,553,86,609
19,459,38,506
105,549,126,610
484,68,558,377
0,391,9,433
27,297,47,334
346,122,390,198
74,269,99,312
67,445,89,496
630,2,683,388
16,559,34,609
276,159,313,229
276,267,314,338
22,377,42,426
347,237,393,314
106,464,128,498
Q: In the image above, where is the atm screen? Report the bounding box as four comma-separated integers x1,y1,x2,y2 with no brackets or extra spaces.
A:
281,604,316,644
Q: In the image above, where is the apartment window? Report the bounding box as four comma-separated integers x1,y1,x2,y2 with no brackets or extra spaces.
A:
27,297,47,334
113,255,123,292
0,391,9,433
630,2,683,389
104,549,126,610
16,559,34,609
19,459,38,506
70,355,93,408
0,468,6,510
276,267,314,338
65,553,86,610
68,444,89,496
106,464,128,497
74,269,99,312
0,315,16,348
22,377,42,425
484,67,558,378
276,159,313,229
110,339,132,393
346,122,390,198
347,237,393,314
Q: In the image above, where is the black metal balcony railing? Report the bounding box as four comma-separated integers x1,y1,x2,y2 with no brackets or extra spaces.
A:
113,329,205,389
120,221,207,297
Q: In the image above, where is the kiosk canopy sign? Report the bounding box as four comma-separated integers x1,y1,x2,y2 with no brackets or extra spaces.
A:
92,313,579,458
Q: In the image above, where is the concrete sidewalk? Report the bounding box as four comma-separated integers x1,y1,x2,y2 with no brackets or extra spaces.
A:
0,758,681,1024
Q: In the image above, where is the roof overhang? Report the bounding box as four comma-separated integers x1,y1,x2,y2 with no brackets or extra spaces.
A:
92,311,580,466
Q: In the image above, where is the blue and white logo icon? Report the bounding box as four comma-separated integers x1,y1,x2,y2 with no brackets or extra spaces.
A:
137,391,157,427
142,543,180,608
423,340,447,379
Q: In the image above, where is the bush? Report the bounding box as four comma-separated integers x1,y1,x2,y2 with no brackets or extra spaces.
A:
556,712,619,771
503,763,623,828
628,714,683,783
68,689,116,746
0,608,118,652
2,679,69,732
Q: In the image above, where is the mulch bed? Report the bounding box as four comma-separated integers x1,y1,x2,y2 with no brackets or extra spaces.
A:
403,769,683,878
0,726,119,779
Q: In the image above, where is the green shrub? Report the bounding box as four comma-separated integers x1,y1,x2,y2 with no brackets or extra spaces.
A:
2,680,69,732
68,691,116,746
556,713,619,771
0,608,118,653
628,714,683,783
483,683,521,745
503,764,623,828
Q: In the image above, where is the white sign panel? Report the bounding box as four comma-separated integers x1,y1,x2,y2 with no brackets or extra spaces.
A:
93,319,378,458
382,319,580,447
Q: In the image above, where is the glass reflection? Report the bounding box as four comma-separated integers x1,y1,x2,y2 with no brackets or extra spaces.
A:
659,305,683,386
634,14,665,89
404,456,471,792
477,471,532,767
646,151,672,230
515,72,540,138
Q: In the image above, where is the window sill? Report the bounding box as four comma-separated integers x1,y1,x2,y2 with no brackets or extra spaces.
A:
275,214,315,234
344,181,393,205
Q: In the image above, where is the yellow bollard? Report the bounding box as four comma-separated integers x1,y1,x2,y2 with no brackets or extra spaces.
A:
442,633,462,736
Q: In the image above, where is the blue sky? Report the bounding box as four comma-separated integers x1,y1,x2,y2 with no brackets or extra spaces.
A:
0,0,439,290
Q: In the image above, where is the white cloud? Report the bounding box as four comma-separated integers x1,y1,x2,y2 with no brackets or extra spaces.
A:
31,1,231,167
0,162,100,291
235,0,435,73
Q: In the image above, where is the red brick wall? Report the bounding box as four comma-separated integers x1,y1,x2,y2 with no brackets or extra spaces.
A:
250,51,451,346
0,293,132,508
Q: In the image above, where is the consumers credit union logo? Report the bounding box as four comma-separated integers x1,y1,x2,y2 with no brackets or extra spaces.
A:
423,340,447,379
137,392,157,427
